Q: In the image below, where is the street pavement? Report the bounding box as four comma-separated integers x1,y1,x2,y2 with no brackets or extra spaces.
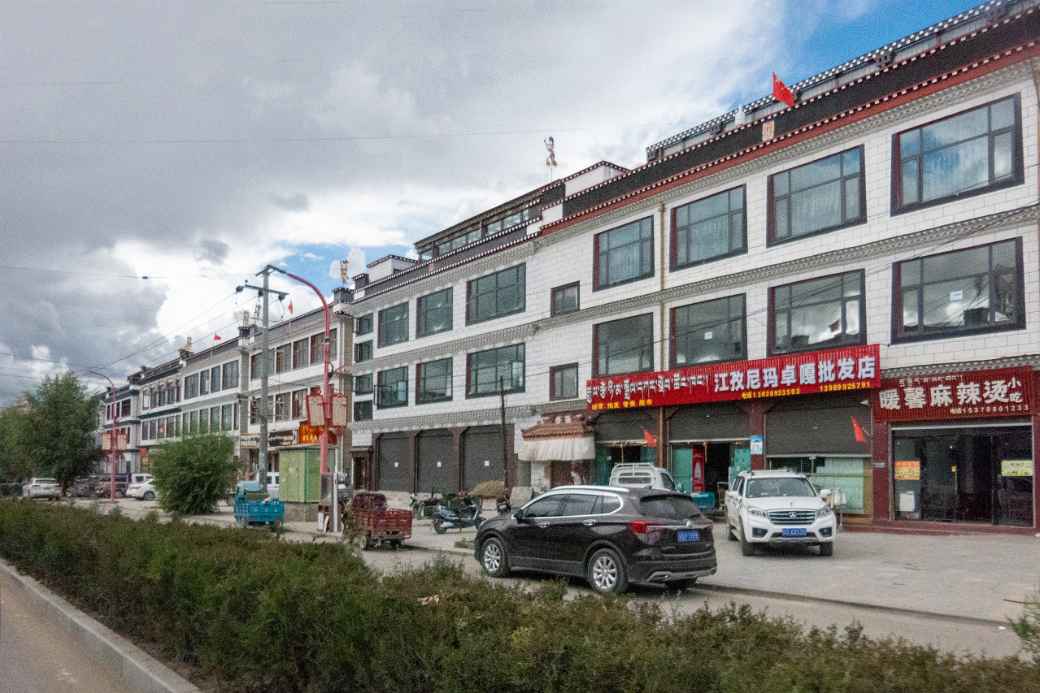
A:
0,574,135,693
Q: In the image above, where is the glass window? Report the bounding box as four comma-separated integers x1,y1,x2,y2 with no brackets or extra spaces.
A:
639,495,701,519
417,288,453,337
209,407,220,431
354,373,373,395
329,328,338,361
895,239,1023,341
551,282,580,316
673,295,745,366
356,314,373,335
467,344,525,397
770,147,864,243
769,457,866,514
222,361,239,389
292,338,309,369
673,186,746,267
221,404,233,432
896,96,1021,211
309,334,321,364
771,271,865,354
207,367,219,393
188,410,198,434
250,354,260,381
378,303,409,346
594,314,654,376
354,400,373,421
354,341,372,363
184,373,198,399
249,398,259,426
467,265,525,324
377,367,409,408
291,389,306,419
275,345,291,374
745,477,816,498
561,494,598,516
595,217,654,289
550,363,579,401
417,358,453,404
121,400,131,417
199,371,210,396
274,393,290,421
523,495,565,518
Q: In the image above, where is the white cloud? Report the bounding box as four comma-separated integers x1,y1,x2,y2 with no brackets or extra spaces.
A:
299,251,322,261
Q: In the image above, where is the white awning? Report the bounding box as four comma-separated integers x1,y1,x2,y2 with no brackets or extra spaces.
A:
518,435,595,462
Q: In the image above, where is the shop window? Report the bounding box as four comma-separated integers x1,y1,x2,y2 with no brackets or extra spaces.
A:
467,344,525,397
768,458,867,514
291,389,307,419
894,238,1023,342
673,186,746,268
354,373,373,395
354,341,372,363
274,393,290,422
672,295,745,366
416,358,453,404
292,338,309,369
467,265,525,324
594,217,654,290
769,146,864,244
354,400,373,421
377,366,409,408
417,288,453,337
355,314,373,336
894,95,1022,213
551,282,580,316
594,314,653,376
222,361,239,390
378,303,409,347
550,363,579,401
770,271,865,354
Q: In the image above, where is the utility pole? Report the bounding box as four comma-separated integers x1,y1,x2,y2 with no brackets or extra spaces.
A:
499,377,509,493
88,369,118,502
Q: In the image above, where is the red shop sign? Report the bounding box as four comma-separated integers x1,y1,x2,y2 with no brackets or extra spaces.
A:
586,344,880,411
872,367,1033,421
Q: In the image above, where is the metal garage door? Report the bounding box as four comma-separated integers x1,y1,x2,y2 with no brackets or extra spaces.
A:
417,431,456,495
378,434,411,492
594,410,655,442
463,427,504,490
669,403,748,441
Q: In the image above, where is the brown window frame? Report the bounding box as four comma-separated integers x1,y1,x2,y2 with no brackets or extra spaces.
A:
671,185,747,270
549,363,580,401
592,313,654,377
768,270,866,356
550,281,580,316
415,357,453,404
593,216,655,291
670,294,747,368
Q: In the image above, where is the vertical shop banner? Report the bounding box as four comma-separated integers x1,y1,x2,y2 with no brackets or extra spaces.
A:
586,344,879,411
873,367,1033,421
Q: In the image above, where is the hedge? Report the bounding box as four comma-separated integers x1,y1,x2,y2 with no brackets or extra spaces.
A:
0,501,1037,693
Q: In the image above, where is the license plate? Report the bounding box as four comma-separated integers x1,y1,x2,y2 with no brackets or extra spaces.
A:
781,528,807,537
676,529,699,543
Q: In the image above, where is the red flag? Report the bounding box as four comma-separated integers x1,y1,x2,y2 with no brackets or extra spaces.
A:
772,71,796,108
213,334,222,341
850,415,867,443
642,428,657,448
287,300,294,315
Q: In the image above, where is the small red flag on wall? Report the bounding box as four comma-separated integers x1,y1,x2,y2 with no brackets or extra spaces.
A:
850,415,867,443
642,428,657,448
772,72,797,108
213,334,222,341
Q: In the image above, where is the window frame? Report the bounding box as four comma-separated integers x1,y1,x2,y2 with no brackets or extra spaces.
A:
210,366,222,393
768,270,867,356
354,340,373,363
376,366,409,409
592,313,655,377
671,185,747,270
416,287,453,338
378,302,410,347
891,237,1025,344
415,357,453,404
550,281,580,316
767,145,866,246
549,363,580,401
292,338,309,370
593,216,655,291
355,313,373,336
891,94,1024,215
353,399,373,421
353,373,373,395
466,264,526,325
466,344,525,398
221,361,239,390
670,294,747,368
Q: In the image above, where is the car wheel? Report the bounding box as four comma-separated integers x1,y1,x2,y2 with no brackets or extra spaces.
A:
143,491,155,501
727,524,736,541
665,579,696,592
586,548,628,595
432,518,447,535
819,542,834,557
739,523,756,557
479,537,510,578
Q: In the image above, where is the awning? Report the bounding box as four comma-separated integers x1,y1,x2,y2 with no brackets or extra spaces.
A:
519,418,595,462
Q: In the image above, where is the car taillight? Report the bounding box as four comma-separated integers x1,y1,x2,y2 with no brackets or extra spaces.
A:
628,520,659,538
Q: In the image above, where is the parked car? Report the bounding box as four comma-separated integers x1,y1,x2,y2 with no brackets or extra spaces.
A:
68,476,98,498
94,474,129,497
608,463,679,491
126,479,157,501
725,470,836,557
22,478,61,499
475,485,716,594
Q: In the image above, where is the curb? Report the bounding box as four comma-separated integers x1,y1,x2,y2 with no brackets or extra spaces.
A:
0,559,201,693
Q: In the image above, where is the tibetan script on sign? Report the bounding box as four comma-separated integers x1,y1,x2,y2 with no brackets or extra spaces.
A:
873,367,1033,421
586,344,880,411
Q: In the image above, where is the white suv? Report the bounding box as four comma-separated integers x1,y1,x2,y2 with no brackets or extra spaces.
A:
22,477,61,499
725,471,836,557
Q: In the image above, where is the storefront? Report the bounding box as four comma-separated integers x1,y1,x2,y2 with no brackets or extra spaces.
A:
872,367,1036,529
591,410,657,484
518,415,595,492
668,403,749,501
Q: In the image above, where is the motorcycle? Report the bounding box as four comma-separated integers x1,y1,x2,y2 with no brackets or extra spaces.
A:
431,495,482,534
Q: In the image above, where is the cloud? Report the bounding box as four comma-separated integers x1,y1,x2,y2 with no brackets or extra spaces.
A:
194,239,230,265
300,251,322,261
271,192,310,212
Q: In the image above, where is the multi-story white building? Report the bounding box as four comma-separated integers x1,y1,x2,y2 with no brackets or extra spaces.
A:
349,1,1040,533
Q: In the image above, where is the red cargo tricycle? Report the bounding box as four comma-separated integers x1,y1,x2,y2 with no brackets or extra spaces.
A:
347,492,413,550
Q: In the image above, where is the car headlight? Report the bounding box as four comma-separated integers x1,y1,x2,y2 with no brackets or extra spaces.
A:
747,506,768,518
816,506,833,519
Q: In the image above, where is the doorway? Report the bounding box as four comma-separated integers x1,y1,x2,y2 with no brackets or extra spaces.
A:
670,442,740,508
594,444,652,485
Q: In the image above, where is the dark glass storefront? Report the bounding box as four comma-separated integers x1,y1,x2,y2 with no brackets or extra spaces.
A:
892,425,1033,526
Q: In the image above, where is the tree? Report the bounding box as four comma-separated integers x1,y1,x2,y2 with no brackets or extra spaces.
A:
0,405,32,481
151,434,235,515
21,374,100,492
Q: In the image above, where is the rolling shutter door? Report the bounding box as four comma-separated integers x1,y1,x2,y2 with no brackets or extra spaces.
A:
417,431,456,494
378,434,411,492
669,404,748,441
594,411,655,442
463,427,504,489
766,394,871,456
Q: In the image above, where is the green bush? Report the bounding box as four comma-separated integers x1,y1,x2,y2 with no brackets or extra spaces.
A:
0,502,1038,693
1014,592,1040,664
151,434,236,514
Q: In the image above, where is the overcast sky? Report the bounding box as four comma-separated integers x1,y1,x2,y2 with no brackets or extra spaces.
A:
0,0,975,403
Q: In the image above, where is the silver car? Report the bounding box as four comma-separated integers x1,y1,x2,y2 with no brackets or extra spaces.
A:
22,477,61,499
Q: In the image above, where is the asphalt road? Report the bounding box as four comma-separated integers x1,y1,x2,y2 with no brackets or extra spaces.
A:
0,576,134,693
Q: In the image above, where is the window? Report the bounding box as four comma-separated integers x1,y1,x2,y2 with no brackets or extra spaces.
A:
356,314,373,336
561,494,597,516
222,361,239,389
354,400,373,421
594,314,653,376
673,186,746,268
184,373,199,399
249,398,259,426
523,495,565,518
550,363,579,401
417,288,453,337
309,334,321,364
329,328,338,360
354,373,373,395
196,411,207,434
120,400,131,417
291,389,307,419
292,338,309,369
551,282,580,316
221,404,233,432
355,341,372,363
378,303,409,346
594,217,654,289
275,393,290,421
377,367,409,408
672,295,746,366
467,265,525,324
188,410,198,434
250,354,260,381
894,96,1021,212
199,371,210,396
437,226,482,256
771,271,865,354
209,407,220,432
416,358,453,404
275,344,291,374
769,146,864,243
467,344,524,397
894,239,1023,342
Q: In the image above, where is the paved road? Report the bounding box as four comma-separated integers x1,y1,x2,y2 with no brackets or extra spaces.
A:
0,576,134,693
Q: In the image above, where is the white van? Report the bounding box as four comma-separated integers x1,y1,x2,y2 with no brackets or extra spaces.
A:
608,463,678,491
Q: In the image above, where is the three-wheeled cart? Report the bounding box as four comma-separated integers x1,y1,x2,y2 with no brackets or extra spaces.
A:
347,492,412,549
233,481,285,530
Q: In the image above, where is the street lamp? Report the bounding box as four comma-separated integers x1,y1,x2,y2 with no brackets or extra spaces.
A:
87,369,119,503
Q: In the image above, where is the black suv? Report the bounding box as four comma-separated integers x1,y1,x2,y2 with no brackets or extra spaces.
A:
474,485,716,594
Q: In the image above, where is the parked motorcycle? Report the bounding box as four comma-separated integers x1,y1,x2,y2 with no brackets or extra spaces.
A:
431,495,482,534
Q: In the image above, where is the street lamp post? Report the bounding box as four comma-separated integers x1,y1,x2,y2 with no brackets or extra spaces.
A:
88,370,119,503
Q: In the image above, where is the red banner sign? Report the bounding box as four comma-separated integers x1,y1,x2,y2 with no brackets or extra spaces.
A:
298,423,337,445
586,344,880,411
872,367,1032,421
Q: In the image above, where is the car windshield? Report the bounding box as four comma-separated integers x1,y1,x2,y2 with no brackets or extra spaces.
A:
639,495,701,520
746,477,816,498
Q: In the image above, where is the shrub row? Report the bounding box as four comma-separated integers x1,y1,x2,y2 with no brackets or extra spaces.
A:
0,501,1037,693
